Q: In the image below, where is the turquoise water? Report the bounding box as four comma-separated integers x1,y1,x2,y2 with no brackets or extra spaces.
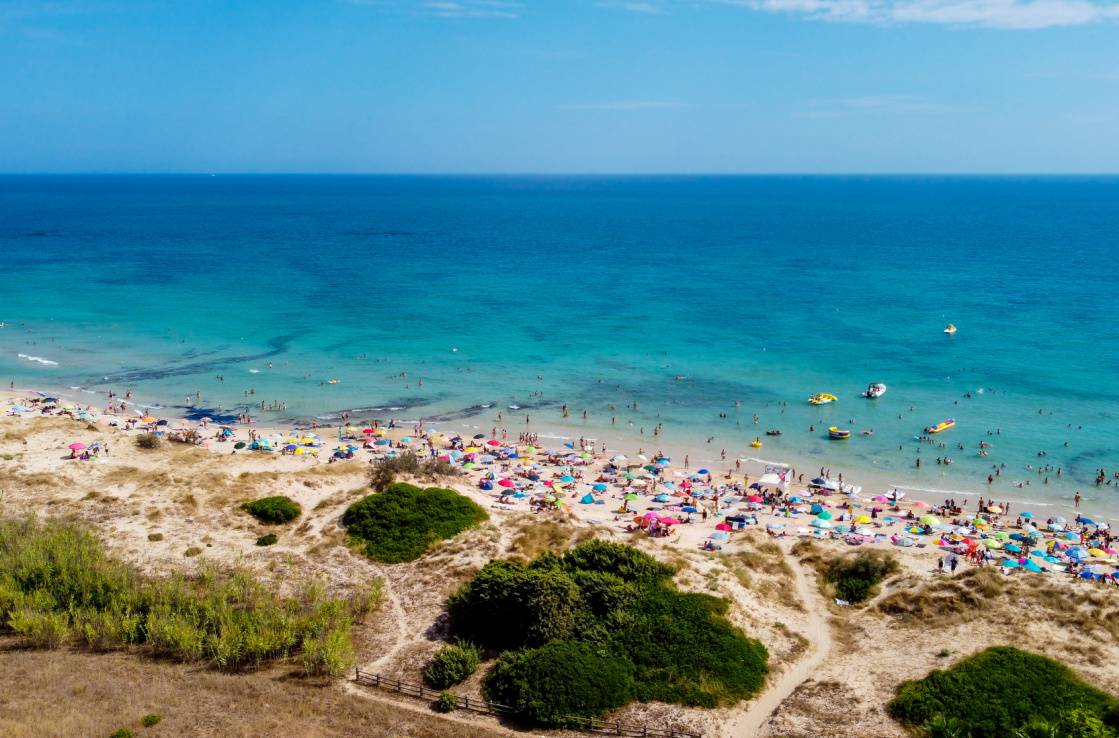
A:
2,175,1118,516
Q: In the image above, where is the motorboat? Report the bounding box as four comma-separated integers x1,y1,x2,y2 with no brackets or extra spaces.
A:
925,419,956,434
828,426,852,440
765,429,782,436
862,383,887,399
944,324,957,334
808,393,838,405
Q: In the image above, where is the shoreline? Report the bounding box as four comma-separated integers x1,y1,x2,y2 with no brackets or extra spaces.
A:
4,380,1116,525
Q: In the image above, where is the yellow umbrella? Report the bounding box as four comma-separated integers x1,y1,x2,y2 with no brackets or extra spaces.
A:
1089,548,1106,557
854,515,872,524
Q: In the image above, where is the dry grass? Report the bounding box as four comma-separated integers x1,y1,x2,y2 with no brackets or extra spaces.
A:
0,642,507,738
506,516,597,561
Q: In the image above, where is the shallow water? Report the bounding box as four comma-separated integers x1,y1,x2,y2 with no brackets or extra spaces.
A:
2,175,1118,517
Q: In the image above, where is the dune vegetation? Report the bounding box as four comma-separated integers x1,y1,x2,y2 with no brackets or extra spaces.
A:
342,482,488,563
446,540,768,726
0,518,376,676
241,495,302,524
888,646,1119,738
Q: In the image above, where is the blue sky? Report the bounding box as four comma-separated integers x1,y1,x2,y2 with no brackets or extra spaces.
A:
1,0,1117,172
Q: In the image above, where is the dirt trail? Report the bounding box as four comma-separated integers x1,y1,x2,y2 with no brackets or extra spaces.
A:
722,545,833,737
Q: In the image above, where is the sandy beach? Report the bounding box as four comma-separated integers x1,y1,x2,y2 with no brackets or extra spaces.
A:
3,382,1119,737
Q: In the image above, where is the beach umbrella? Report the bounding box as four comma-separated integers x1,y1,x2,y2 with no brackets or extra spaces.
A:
912,500,929,508
234,441,246,449
463,462,476,469
660,517,681,525
592,483,608,492
816,510,834,520
68,442,86,450
812,519,832,529
747,495,763,503
854,515,872,524
611,454,627,463
919,515,940,526
580,494,595,504
710,531,730,541
400,437,413,443
872,495,889,502
623,493,638,501
1000,559,1020,568
1005,544,1022,553
1020,511,1034,518
374,439,390,446
993,531,1010,540
652,494,671,503
498,478,514,488
624,472,637,480
697,468,709,475
988,505,1002,513
682,506,698,513
1024,560,1044,573
983,539,1003,549
715,523,732,531
1076,516,1096,525
560,475,574,483
486,439,501,446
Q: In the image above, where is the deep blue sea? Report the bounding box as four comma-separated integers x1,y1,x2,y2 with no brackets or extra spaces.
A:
2,175,1118,517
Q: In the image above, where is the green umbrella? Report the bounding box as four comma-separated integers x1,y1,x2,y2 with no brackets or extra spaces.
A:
816,510,834,520
919,515,940,526
624,493,638,501
624,472,637,479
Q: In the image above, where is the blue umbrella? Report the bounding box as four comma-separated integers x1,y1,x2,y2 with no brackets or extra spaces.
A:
710,531,729,541
592,483,607,492
1005,544,1022,553
654,494,671,503
1000,559,1020,568
560,475,574,483
682,506,698,513
1024,560,1044,572
1076,516,1096,525
697,468,709,475
1020,511,1034,518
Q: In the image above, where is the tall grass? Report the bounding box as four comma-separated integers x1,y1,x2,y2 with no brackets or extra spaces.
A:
0,518,370,675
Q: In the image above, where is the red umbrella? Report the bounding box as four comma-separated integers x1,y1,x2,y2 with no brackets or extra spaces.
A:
68,442,86,451
747,495,763,503
362,428,375,435
486,439,501,446
715,523,732,532
498,478,515,488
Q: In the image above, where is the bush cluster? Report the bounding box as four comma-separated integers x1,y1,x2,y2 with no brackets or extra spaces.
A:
369,452,460,492
342,483,487,563
446,540,767,726
824,550,898,603
255,533,278,547
241,496,301,524
0,518,363,676
135,433,160,450
424,642,480,689
888,646,1119,738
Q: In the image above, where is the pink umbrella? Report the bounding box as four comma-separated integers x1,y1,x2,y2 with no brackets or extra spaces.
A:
362,428,375,435
68,442,86,451
486,440,501,446
659,516,681,525
872,495,889,502
747,495,763,502
643,512,659,520
498,478,515,488
715,523,732,532
913,500,930,508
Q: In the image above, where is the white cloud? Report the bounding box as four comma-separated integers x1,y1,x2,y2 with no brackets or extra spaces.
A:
716,0,1119,28
561,100,685,110
795,95,978,117
597,1,666,12
422,0,521,18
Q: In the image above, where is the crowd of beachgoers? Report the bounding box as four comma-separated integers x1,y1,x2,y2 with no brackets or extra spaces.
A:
4,389,1118,589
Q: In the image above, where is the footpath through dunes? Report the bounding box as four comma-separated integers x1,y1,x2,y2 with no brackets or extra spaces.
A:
721,545,832,738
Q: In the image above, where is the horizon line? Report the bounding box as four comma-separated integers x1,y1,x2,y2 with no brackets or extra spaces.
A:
3,171,1119,178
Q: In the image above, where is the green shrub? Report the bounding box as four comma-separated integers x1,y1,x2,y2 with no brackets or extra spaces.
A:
147,533,163,542
255,533,278,546
241,496,301,524
0,518,360,673
135,433,160,450
140,714,161,727
342,483,487,563
483,641,635,726
369,452,460,492
424,643,480,689
824,550,898,603
110,729,134,738
8,608,70,648
889,646,1119,738
450,540,767,725
183,546,202,557
435,691,458,713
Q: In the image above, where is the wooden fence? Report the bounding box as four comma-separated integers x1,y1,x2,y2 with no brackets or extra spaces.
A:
353,669,702,738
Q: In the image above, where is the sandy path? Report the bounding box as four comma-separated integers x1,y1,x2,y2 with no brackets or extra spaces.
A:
722,546,832,738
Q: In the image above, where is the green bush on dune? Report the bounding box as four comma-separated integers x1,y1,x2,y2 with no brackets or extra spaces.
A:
241,495,301,524
342,482,487,563
423,642,480,689
0,518,362,676
889,646,1119,738
823,549,898,603
447,540,768,726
